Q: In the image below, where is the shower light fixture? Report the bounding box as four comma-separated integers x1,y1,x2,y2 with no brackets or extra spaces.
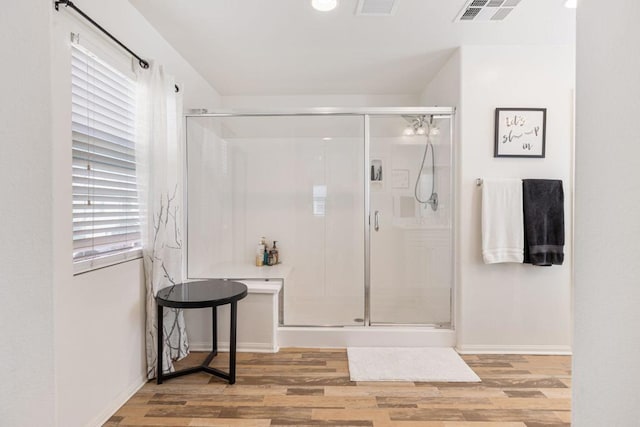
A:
404,122,423,136
312,0,338,12
404,115,439,137
403,126,416,136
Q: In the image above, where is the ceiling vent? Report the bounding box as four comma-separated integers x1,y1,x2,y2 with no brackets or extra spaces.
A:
455,0,522,22
356,0,399,16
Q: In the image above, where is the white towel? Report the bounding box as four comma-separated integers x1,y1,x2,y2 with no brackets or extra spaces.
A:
481,178,524,264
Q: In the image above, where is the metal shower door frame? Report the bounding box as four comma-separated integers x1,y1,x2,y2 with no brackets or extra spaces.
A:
183,107,456,329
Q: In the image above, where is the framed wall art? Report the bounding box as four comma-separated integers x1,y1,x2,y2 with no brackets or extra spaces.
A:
494,108,547,158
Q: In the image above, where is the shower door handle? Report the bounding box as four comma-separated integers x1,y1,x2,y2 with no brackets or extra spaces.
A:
374,211,380,232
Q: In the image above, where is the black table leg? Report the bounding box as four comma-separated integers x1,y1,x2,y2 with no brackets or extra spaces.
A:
201,306,218,369
156,303,164,384
212,306,217,355
229,301,238,384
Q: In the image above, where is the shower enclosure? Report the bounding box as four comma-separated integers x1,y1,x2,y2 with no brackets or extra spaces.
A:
185,108,454,329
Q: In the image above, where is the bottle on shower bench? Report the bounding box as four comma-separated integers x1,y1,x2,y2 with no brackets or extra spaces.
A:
256,237,266,266
269,241,279,265
263,243,269,266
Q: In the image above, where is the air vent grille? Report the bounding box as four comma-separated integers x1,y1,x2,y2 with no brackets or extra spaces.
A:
455,0,521,22
461,8,481,20
356,0,399,16
490,7,513,20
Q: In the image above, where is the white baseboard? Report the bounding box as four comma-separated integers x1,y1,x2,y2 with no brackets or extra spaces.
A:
456,344,572,355
88,375,147,427
189,341,278,353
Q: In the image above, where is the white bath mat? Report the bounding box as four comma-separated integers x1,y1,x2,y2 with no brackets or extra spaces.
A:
347,347,481,382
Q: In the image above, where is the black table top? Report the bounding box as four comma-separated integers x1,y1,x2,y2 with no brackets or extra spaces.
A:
156,279,248,309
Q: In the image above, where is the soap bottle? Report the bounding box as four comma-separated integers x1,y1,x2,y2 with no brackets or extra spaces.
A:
263,243,269,266
256,238,265,266
270,241,279,265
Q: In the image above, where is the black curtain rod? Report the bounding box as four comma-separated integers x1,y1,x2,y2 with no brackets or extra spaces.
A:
54,0,180,93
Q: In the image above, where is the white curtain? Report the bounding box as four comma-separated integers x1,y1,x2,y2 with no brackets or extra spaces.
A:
137,63,188,379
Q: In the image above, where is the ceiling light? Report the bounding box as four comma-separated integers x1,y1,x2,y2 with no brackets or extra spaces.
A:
322,137,333,141
312,0,338,12
403,126,415,136
416,126,427,136
564,0,577,8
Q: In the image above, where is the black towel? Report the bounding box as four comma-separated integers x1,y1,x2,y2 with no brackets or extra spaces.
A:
522,179,564,266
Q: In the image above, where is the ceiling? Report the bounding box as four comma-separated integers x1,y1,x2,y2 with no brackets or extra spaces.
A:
129,0,575,96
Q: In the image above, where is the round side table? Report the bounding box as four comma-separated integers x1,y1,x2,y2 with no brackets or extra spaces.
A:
156,279,248,384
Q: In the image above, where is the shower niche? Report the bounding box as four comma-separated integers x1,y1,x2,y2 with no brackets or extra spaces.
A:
370,159,383,183
185,109,454,328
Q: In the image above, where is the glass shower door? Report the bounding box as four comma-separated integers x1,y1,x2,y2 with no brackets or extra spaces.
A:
186,114,365,326
368,115,453,326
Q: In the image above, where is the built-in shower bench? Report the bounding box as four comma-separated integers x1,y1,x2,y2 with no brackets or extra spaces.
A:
197,263,291,352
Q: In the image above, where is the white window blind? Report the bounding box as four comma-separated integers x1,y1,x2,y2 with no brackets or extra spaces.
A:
71,44,141,265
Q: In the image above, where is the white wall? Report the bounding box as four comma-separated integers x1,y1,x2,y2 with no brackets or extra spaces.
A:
420,49,461,108
574,1,640,424
0,2,56,426
422,45,575,353
186,118,234,278
222,94,420,109
59,261,145,426
47,1,221,426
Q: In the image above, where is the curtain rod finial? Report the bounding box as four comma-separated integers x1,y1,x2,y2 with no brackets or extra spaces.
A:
54,0,71,11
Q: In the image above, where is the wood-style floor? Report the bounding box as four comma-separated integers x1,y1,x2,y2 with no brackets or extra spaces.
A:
105,348,571,427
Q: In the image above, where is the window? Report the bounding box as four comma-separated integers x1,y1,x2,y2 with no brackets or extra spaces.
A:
71,44,141,271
